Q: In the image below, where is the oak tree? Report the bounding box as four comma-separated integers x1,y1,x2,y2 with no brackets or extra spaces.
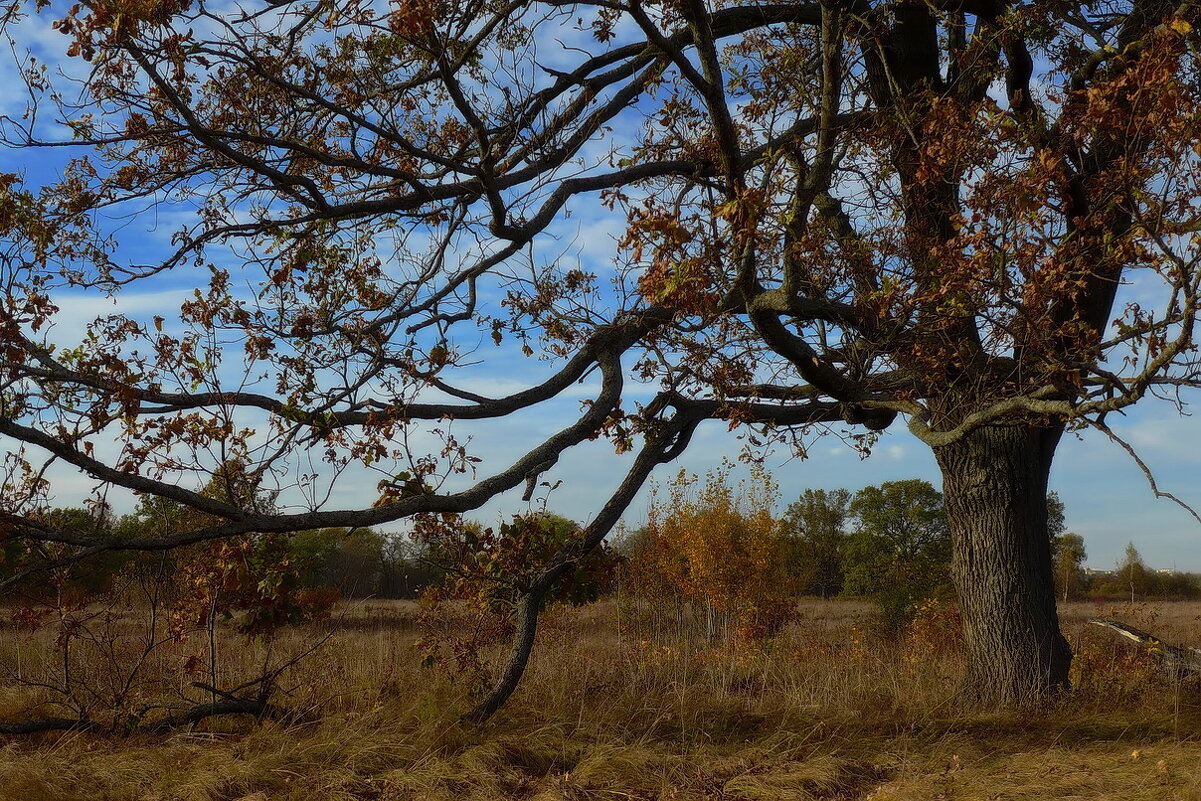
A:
2,0,1200,716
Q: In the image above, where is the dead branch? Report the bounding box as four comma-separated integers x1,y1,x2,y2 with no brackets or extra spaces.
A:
0,692,313,737
1088,619,1201,677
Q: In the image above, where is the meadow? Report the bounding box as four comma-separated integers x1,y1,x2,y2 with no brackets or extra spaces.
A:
1,598,1200,800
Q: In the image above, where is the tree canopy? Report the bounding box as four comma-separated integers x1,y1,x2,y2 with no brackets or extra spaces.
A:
782,487,851,598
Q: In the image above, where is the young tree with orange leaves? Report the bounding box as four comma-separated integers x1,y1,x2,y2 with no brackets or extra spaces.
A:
1,0,1200,720
629,465,794,643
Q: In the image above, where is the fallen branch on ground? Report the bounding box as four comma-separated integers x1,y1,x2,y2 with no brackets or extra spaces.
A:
0,691,314,736
1088,619,1201,677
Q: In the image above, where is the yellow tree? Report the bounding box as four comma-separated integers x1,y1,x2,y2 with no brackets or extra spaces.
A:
634,464,794,642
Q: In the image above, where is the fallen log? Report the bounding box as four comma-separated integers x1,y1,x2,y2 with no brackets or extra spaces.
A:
1088,619,1201,677
0,717,103,736
0,686,314,737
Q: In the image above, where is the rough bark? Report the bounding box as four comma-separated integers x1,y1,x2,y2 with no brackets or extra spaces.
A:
935,424,1072,705
0,717,102,735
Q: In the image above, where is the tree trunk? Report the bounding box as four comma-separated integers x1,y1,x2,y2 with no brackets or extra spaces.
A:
462,590,543,724
934,424,1071,705
1089,619,1201,678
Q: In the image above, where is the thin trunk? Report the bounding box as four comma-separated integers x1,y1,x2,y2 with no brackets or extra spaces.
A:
208,594,219,705
461,412,702,725
935,424,1071,705
462,591,543,724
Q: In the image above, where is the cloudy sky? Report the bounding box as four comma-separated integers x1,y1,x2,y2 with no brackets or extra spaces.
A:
2,4,1199,571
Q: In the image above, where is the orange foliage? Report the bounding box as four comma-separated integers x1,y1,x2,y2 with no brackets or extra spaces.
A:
627,463,794,643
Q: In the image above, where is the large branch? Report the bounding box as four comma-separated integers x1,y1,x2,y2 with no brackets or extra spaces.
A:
12,308,669,429
0,339,644,578
463,397,705,723
0,695,308,736
1047,0,1198,336
1089,619,1201,677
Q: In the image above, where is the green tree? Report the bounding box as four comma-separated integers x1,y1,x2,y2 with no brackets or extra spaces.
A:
782,488,851,598
1117,542,1149,603
843,480,951,629
1046,492,1067,542
1051,532,1087,603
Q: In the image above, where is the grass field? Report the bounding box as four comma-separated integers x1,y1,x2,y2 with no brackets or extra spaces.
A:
1,598,1200,800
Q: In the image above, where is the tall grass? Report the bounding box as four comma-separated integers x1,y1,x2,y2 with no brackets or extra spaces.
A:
1,598,1200,800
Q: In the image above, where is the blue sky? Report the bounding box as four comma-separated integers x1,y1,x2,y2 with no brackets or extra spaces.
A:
2,4,1199,571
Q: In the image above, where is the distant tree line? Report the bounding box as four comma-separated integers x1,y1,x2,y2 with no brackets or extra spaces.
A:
3,497,445,602
780,488,1199,610
617,477,1201,634
1081,542,1200,602
8,479,1195,616
614,470,960,632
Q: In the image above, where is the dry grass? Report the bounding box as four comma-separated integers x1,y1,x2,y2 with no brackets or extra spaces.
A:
1,598,1200,800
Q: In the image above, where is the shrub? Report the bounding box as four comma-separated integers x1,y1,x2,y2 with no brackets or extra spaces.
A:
621,463,795,645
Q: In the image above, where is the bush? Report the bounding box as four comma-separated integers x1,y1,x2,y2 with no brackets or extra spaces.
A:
621,464,795,645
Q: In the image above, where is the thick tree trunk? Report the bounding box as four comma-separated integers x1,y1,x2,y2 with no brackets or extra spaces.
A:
934,424,1071,705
